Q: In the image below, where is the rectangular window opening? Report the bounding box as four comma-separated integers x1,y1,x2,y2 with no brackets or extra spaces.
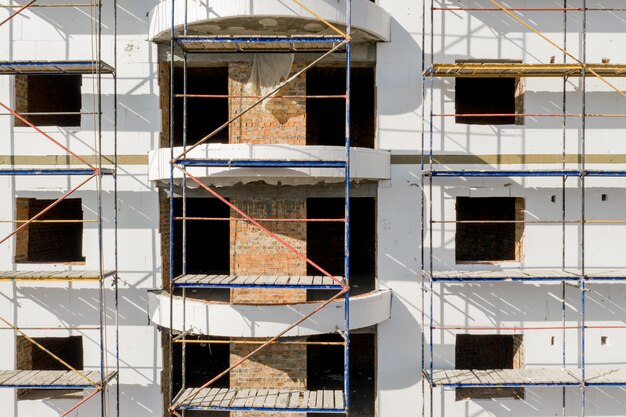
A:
171,197,230,302
308,333,375,417
15,74,82,127
16,336,83,400
455,197,524,263
173,66,229,147
307,198,376,301
306,67,375,148
454,60,524,125
455,334,525,401
15,198,84,264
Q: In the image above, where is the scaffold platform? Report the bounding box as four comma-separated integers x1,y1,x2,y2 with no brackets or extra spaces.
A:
425,63,626,78
0,61,115,75
173,274,343,289
174,387,345,413
0,370,117,389
0,270,116,282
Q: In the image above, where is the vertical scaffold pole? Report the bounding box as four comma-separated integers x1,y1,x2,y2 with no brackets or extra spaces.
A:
168,0,176,412
95,1,106,415
112,0,120,415
344,0,352,414
581,1,587,416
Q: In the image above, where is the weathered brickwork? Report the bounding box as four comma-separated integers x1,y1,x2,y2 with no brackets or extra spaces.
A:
230,341,307,417
14,198,30,263
228,62,306,145
228,61,308,417
229,197,307,305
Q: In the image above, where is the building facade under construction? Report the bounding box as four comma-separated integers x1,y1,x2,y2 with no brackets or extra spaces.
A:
1,1,626,417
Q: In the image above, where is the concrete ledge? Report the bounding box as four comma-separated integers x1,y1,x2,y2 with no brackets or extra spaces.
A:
148,144,391,185
148,289,392,337
149,0,391,43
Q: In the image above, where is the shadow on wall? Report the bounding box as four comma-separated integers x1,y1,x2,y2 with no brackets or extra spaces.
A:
16,287,150,326
429,186,626,270
9,0,161,36
448,7,626,35
376,16,422,118
39,384,163,416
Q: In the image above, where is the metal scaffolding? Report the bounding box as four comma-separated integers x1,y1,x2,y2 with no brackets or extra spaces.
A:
422,1,626,416
0,2,118,416
165,0,353,415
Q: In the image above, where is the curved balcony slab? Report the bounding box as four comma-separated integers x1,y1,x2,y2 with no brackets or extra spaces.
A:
149,0,391,44
148,289,392,337
148,144,391,185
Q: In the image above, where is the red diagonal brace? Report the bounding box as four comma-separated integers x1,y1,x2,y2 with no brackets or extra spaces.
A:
179,167,345,287
59,387,101,417
0,0,37,28
0,173,96,247
0,100,95,169
170,287,347,412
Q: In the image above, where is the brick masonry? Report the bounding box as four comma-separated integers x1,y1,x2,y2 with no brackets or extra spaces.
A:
228,61,306,145
228,61,308,417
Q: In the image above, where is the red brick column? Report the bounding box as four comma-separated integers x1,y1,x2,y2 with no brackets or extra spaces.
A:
228,61,308,417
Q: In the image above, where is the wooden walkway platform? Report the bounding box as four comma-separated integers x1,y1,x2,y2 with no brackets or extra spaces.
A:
173,274,343,289
427,369,579,387
174,388,345,412
176,35,344,53
427,269,626,282
425,63,626,78
0,60,115,75
0,370,116,389
427,270,580,282
0,270,116,282
427,368,626,387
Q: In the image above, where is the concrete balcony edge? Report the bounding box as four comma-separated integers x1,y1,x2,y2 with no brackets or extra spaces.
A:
149,0,391,43
148,144,391,185
148,288,392,337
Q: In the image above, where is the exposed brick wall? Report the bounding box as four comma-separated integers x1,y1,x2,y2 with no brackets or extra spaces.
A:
16,336,33,371
230,341,306,417
230,197,307,305
160,330,171,416
14,198,30,263
158,189,171,292
228,61,308,417
159,62,170,149
14,75,28,116
228,62,306,145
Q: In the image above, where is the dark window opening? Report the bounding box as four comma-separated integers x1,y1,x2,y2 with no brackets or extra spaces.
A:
308,333,375,417
172,335,230,416
307,67,375,148
172,336,230,394
173,67,229,146
15,74,81,127
17,336,83,400
15,198,84,263
172,197,230,302
455,197,524,263
455,334,525,400
307,198,375,301
454,60,524,125
172,197,230,277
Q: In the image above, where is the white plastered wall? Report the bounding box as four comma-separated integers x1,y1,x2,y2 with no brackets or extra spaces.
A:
0,1,163,416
